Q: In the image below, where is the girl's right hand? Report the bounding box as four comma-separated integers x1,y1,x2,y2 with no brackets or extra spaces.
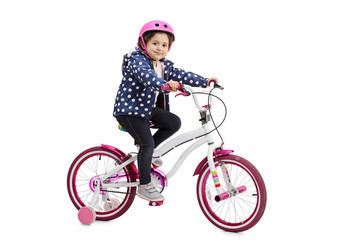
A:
166,80,180,92
207,77,218,86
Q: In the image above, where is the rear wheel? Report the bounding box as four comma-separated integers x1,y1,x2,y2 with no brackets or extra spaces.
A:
67,147,137,221
196,155,266,232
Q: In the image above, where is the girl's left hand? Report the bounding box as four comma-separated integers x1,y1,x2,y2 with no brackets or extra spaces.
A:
207,77,218,86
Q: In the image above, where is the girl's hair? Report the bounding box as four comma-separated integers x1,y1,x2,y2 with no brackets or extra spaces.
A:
138,30,175,50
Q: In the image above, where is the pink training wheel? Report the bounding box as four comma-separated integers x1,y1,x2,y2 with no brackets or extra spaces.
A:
78,206,96,225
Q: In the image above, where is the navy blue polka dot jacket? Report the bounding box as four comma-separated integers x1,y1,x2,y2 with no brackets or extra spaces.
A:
113,48,208,119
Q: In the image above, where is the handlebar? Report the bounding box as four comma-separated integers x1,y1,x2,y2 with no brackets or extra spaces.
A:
161,81,223,92
161,81,223,112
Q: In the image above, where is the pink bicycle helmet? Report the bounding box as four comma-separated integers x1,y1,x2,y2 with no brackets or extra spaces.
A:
137,20,175,53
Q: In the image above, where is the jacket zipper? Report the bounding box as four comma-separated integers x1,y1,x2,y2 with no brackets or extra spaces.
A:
163,62,167,110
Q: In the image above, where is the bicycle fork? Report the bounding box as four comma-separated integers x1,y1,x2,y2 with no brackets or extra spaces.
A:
207,143,247,202
88,179,101,209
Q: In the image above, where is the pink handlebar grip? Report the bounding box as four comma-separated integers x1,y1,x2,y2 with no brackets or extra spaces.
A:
208,79,217,85
208,79,224,90
161,83,183,91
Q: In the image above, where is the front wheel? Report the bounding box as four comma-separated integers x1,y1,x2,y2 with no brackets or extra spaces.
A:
196,155,266,232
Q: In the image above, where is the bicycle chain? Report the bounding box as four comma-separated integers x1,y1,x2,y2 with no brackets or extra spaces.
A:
101,188,137,195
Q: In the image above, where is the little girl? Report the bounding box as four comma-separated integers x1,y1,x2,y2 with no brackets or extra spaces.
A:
113,20,217,202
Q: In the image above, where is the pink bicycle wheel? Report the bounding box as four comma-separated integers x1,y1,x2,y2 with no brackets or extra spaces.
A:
67,147,137,221
196,155,266,232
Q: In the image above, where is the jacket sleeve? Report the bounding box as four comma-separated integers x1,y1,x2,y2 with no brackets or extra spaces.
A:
124,52,167,92
168,66,208,88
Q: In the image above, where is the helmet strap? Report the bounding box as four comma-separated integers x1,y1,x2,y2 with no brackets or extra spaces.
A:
137,35,154,59
140,36,147,53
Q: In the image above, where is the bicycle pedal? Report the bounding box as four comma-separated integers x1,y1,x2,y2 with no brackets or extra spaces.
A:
149,200,164,207
152,163,160,169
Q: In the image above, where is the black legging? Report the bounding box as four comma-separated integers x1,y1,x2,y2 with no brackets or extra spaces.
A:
116,108,181,185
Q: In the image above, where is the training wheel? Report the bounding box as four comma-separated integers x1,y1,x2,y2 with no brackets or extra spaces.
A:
78,206,96,225
149,200,164,207
104,198,120,211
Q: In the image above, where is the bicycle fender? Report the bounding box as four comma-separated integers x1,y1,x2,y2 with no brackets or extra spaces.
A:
193,149,234,176
101,144,127,157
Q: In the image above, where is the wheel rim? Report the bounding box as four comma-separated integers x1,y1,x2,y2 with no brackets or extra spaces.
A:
69,150,135,217
199,158,262,230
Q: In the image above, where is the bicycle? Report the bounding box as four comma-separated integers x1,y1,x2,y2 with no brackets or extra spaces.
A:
67,81,267,232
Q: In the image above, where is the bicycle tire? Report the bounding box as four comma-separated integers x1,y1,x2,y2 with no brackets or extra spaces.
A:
196,155,266,232
67,147,137,221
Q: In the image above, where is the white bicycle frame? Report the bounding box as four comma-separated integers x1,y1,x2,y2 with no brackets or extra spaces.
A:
97,85,225,198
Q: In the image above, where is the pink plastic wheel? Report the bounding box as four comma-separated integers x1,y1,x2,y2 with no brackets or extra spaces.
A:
78,207,96,225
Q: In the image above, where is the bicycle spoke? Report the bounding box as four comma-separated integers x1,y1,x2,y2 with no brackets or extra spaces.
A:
104,156,110,172
82,160,97,175
79,191,92,201
95,156,99,175
103,156,107,173
234,166,243,186
90,156,97,175
239,192,258,198
225,199,232,222
90,156,98,174
76,178,90,182
75,182,89,187
214,200,227,217
236,195,257,206
78,168,91,180
230,197,242,223
235,197,247,220
206,182,216,190
235,198,252,216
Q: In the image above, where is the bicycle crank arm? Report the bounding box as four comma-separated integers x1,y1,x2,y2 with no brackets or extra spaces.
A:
214,186,247,202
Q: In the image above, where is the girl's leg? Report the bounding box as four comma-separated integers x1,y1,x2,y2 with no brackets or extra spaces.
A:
150,108,182,148
116,115,154,185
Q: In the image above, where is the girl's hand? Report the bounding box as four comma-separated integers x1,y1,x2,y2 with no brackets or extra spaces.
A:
166,80,180,92
207,77,218,86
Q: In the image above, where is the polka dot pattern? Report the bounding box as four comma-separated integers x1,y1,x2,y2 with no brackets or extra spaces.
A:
113,48,208,119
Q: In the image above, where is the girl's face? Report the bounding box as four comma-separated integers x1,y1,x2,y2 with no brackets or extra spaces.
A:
146,33,170,62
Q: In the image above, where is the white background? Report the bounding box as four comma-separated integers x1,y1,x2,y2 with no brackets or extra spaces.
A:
1,0,359,239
